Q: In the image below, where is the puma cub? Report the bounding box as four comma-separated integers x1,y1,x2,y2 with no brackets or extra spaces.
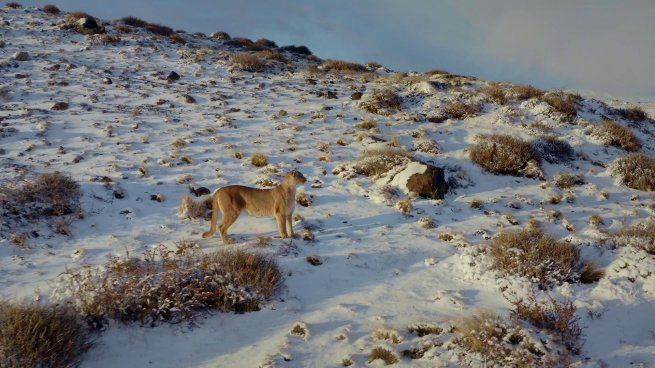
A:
202,169,307,243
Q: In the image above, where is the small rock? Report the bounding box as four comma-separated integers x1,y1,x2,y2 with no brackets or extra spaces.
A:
350,91,362,100
51,102,69,110
190,187,211,197
167,71,180,81
102,77,112,84
150,193,166,202
72,155,83,163
12,51,29,61
326,90,337,99
306,254,322,266
113,188,125,199
306,78,317,85
183,94,196,103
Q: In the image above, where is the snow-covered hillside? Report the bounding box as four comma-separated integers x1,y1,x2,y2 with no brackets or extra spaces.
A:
1,5,654,368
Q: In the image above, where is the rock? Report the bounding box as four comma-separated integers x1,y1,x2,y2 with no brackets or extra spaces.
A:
392,161,447,199
77,17,99,30
183,94,196,103
190,186,211,197
326,90,337,99
51,102,69,110
102,77,112,84
167,71,180,81
306,254,322,266
150,193,166,202
350,91,363,100
12,51,29,61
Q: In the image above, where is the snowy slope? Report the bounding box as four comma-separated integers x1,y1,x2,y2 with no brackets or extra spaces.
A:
1,6,654,368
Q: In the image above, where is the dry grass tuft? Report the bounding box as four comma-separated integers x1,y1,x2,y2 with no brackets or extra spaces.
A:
359,89,402,115
510,84,543,100
43,4,60,14
250,152,269,167
395,198,413,214
407,322,442,337
579,260,605,283
615,106,649,122
54,242,282,326
368,346,399,365
611,219,655,255
469,134,543,178
444,100,483,119
230,53,265,72
352,148,413,177
120,16,148,28
456,311,551,367
372,327,404,344
0,172,81,230
0,302,92,368
511,294,582,354
178,194,210,219
490,227,580,288
256,49,287,63
480,84,507,104
553,172,584,189
609,153,655,191
321,59,368,73
591,120,641,152
542,91,579,120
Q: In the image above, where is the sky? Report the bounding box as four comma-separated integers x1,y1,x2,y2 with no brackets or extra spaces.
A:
17,0,655,99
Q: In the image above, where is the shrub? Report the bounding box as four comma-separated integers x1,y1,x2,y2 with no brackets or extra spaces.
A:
65,11,94,22
533,135,574,163
321,59,368,73
511,294,582,354
226,37,262,51
456,311,552,367
489,228,580,288
0,302,92,368
510,84,543,100
611,219,655,255
230,53,265,72
352,148,412,177
120,16,148,27
444,100,483,119
609,153,655,191
177,194,210,219
368,346,399,365
359,89,402,115
254,38,277,48
615,106,648,122
553,172,584,189
469,134,543,178
407,322,442,336
5,2,21,9
251,152,269,167
145,23,175,36
54,242,282,326
43,4,60,14
542,91,578,120
100,34,121,44
212,31,231,40
591,120,641,152
480,84,507,104
257,49,287,62
425,69,450,75
280,45,312,55
0,172,81,230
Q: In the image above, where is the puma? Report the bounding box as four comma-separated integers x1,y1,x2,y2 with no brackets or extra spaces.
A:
202,169,307,243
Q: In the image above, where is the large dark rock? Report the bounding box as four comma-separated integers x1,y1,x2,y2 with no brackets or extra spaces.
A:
402,162,447,199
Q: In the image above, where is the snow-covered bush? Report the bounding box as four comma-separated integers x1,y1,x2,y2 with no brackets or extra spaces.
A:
509,84,543,100
469,134,543,178
413,138,441,154
0,302,92,368
510,294,583,354
591,120,641,151
609,152,655,191
542,91,579,121
0,172,81,232
230,53,265,72
611,219,655,255
359,89,402,115
444,100,483,119
553,171,584,189
53,241,282,327
489,228,579,288
479,84,507,105
533,135,575,164
320,59,367,73
614,106,649,122
352,147,412,177
455,311,565,367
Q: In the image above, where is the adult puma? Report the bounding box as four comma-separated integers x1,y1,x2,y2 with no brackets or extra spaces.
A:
202,169,307,243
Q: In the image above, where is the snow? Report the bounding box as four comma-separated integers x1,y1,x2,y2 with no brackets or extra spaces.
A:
1,6,655,368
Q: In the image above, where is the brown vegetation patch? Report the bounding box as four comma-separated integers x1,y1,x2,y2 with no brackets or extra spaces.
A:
469,134,542,178
230,53,265,72
591,120,641,151
609,153,655,191
359,89,402,115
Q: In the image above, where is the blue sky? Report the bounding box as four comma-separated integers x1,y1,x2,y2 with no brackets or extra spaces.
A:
20,0,655,99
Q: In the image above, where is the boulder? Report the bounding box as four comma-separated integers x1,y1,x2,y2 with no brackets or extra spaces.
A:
12,51,29,61
391,161,447,199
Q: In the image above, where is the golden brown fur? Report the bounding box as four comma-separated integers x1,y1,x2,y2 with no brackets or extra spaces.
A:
202,169,307,243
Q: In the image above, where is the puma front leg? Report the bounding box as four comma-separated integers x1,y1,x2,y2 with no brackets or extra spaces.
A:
276,212,289,238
